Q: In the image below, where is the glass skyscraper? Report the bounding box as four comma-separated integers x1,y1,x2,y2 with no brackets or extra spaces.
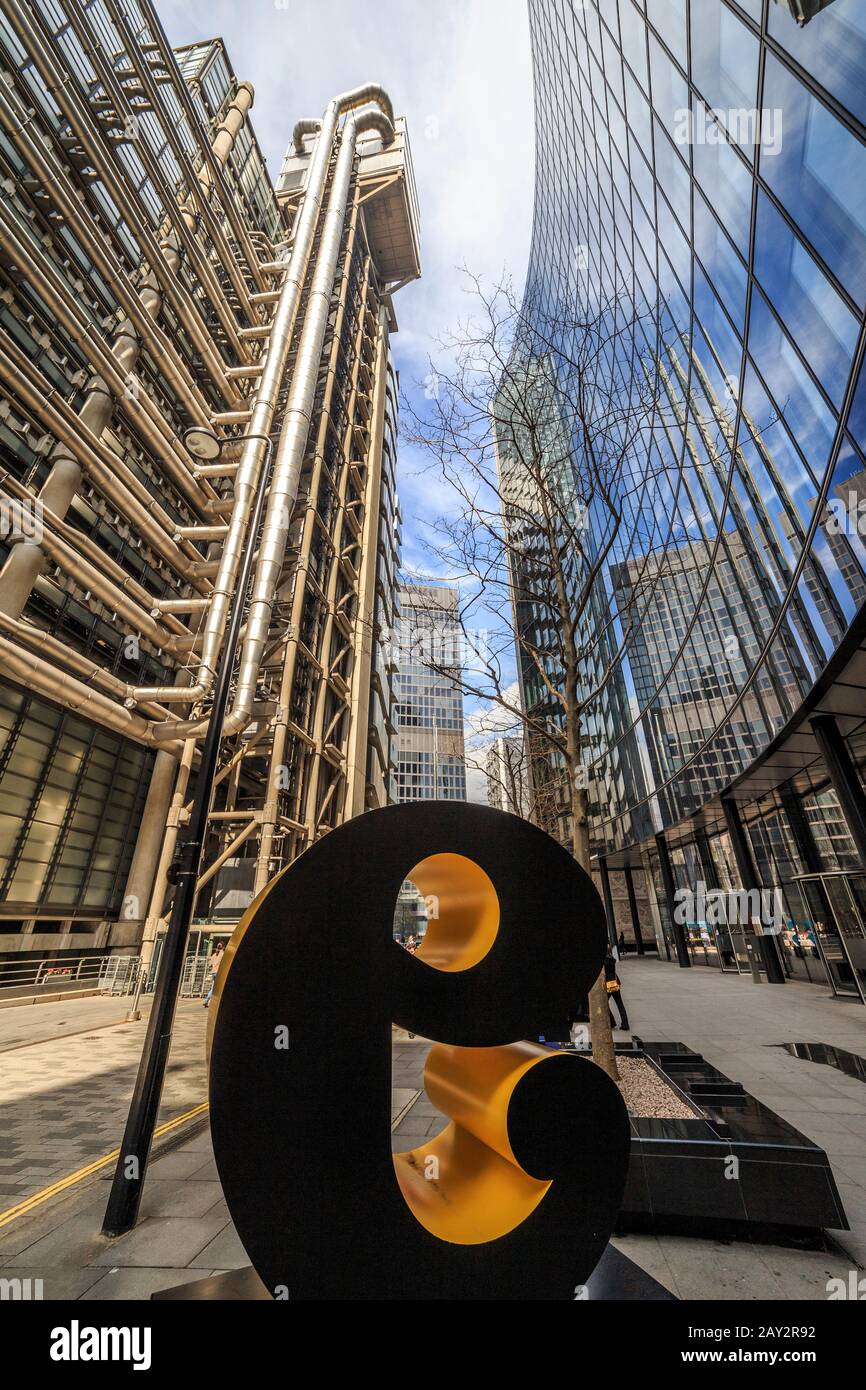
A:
518,0,866,996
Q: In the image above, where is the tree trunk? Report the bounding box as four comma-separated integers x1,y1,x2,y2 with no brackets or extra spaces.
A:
571,782,619,1082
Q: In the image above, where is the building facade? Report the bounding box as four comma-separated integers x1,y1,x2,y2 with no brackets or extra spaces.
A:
517,0,866,997
0,0,418,967
394,583,467,803
485,736,528,815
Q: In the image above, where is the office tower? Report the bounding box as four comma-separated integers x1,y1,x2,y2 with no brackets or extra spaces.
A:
394,583,467,802
0,0,419,967
485,736,529,815
515,0,866,993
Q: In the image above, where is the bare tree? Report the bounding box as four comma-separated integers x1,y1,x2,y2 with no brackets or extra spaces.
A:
403,273,668,1081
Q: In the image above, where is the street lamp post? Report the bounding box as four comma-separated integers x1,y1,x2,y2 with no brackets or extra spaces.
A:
102,430,274,1237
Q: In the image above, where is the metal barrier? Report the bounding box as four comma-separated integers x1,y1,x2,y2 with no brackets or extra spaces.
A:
0,951,217,1000
180,956,212,998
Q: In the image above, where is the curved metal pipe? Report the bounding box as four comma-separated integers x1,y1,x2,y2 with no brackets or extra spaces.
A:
131,87,395,718
148,101,395,743
292,117,321,153
0,630,183,756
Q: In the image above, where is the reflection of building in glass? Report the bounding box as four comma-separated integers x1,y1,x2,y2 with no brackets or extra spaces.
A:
0,6,418,964
517,0,866,998
613,529,805,827
395,584,466,802
394,879,428,942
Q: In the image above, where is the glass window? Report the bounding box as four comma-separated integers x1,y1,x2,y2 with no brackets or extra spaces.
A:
753,192,859,409
620,1,649,89
692,122,752,254
648,0,687,67
648,31,689,136
691,0,759,116
625,65,652,149
768,0,866,126
761,53,866,303
693,263,743,371
849,356,866,456
653,119,690,230
694,193,748,328
746,296,838,482
657,197,691,290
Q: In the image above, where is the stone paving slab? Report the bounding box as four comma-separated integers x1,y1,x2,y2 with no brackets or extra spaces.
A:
0,995,136,1052
0,997,208,1209
622,956,866,1268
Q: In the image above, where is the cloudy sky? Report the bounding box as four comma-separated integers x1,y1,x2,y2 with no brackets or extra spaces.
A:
161,0,536,800
161,0,534,349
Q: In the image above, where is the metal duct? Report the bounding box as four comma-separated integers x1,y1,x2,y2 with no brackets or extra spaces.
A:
148,102,394,744
0,631,183,756
292,117,321,153
131,87,395,720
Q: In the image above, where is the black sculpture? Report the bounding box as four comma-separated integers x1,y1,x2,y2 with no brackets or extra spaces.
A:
208,801,630,1299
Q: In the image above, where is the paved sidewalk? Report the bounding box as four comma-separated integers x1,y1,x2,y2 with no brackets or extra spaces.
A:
1,972,864,1301
0,995,137,1053
0,1044,422,1301
0,997,208,1210
621,955,866,1267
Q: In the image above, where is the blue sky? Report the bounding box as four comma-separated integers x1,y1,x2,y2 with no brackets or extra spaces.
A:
161,0,536,797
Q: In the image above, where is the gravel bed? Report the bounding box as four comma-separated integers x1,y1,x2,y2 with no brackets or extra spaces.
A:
616,1055,699,1119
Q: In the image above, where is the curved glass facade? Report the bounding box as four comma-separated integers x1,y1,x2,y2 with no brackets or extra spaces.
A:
522,0,866,859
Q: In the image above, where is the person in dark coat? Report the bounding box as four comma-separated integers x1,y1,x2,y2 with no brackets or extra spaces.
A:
604,948,629,1031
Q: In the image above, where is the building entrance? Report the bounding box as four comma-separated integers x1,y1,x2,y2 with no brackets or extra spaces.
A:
791,874,866,1004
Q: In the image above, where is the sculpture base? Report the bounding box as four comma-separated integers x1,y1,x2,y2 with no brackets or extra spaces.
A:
151,1244,676,1301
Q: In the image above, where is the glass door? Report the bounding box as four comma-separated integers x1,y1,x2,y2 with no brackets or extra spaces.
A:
795,876,866,1002
825,875,866,1004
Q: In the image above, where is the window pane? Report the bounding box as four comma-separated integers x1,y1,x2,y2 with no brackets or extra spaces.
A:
648,0,687,67
746,294,837,481
768,0,866,126
761,53,866,302
692,127,752,254
691,0,759,115
694,193,748,328
753,192,859,408
648,31,688,134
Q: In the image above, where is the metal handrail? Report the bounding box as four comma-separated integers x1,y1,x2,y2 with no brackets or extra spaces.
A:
0,950,216,999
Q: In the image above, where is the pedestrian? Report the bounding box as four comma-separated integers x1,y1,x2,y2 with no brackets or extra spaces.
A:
604,947,629,1031
618,930,626,956
203,940,226,1009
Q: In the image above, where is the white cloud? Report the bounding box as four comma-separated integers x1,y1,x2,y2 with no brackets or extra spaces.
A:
462,681,524,804
159,0,534,375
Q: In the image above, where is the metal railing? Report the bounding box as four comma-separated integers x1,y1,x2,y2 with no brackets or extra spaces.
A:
0,951,216,1000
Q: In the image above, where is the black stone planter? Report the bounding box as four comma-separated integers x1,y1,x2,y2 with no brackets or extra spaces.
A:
542,1037,848,1240
621,1040,849,1239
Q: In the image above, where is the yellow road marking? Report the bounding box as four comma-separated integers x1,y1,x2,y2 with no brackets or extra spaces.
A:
0,1101,209,1228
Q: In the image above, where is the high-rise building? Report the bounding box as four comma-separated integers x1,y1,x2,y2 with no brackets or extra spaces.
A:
394,583,467,802
0,0,419,968
514,0,866,996
485,736,528,815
